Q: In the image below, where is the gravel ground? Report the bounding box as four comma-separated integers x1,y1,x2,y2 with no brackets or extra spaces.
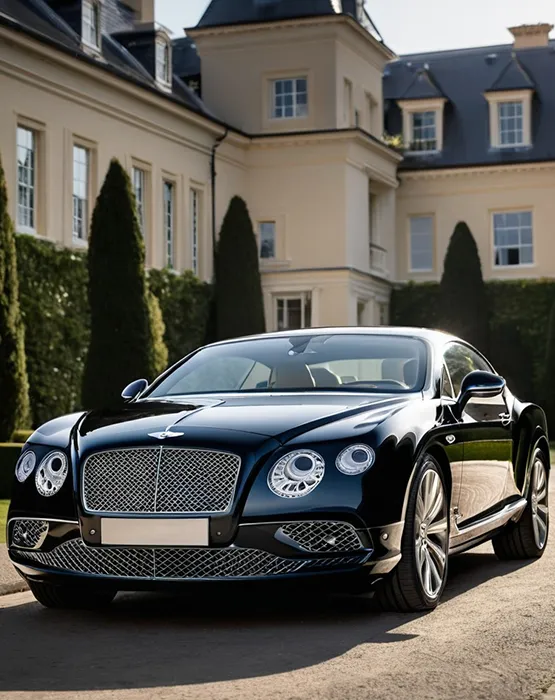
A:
0,481,554,700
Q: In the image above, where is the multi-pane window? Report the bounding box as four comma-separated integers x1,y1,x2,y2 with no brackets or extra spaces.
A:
156,39,170,85
132,168,146,237
410,111,437,152
493,211,533,267
190,189,199,275
271,78,308,119
163,181,174,268
16,127,36,232
82,0,100,48
72,146,89,240
409,215,434,271
259,221,276,259
498,101,524,146
276,294,312,331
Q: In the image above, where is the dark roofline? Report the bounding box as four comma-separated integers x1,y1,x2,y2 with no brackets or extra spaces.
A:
399,156,555,173
392,38,555,63
0,11,243,137
187,13,395,56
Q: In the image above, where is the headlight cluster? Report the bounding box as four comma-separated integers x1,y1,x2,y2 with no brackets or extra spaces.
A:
14,449,69,497
268,444,375,499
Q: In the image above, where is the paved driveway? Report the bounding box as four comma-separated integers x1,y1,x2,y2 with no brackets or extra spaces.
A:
1,482,554,700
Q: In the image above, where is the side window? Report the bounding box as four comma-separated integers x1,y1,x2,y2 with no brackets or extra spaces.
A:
443,343,491,396
441,364,455,399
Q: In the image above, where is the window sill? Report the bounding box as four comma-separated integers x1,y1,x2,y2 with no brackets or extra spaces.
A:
72,237,88,249
409,267,435,274
17,226,40,237
405,150,441,156
493,263,535,270
260,259,292,271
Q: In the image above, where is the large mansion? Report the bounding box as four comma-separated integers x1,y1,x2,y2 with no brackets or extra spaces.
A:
1,0,554,330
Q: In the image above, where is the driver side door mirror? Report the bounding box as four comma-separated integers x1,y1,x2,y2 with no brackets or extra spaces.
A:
455,370,506,418
121,378,149,402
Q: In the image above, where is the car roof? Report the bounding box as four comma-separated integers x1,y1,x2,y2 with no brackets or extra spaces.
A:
208,327,464,350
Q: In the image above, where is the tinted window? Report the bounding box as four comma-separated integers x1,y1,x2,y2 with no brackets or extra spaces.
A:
444,343,492,396
148,334,428,397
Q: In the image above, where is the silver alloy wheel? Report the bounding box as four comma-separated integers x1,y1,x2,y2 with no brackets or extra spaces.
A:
531,458,549,550
415,467,448,599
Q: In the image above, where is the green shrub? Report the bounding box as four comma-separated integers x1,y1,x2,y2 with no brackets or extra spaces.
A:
149,269,212,365
213,196,265,341
0,443,22,499
16,235,89,427
82,159,167,408
0,154,30,440
439,222,489,354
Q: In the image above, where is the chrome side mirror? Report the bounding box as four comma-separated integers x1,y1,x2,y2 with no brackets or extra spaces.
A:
456,370,505,415
121,378,149,402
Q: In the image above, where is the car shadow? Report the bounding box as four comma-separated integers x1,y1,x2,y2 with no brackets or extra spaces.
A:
0,546,535,693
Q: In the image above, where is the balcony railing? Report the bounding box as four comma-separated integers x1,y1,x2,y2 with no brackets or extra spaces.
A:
370,243,388,276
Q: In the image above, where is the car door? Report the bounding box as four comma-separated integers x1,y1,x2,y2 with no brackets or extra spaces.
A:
439,362,466,527
444,343,513,526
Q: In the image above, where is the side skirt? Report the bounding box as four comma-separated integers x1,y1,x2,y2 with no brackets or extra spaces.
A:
448,498,527,555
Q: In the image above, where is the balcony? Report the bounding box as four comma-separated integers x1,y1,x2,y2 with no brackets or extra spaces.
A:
370,243,388,277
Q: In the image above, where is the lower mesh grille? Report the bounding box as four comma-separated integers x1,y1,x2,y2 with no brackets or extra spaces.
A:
278,521,365,553
10,520,49,550
17,539,366,579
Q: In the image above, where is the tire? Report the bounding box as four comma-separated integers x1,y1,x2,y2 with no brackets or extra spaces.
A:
493,447,549,560
28,580,117,610
376,454,450,612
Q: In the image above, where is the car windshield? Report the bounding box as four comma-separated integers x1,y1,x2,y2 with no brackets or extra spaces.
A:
146,334,428,397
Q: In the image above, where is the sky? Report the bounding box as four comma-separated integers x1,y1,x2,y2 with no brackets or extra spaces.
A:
156,0,555,55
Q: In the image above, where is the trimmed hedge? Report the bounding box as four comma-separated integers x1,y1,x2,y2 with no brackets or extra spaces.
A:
391,279,555,410
0,443,22,499
15,235,211,426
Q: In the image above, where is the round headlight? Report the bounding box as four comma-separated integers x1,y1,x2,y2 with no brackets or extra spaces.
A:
336,444,375,475
35,451,69,497
15,451,36,483
268,450,325,498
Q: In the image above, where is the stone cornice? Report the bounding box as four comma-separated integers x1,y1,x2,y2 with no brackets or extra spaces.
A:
399,160,555,180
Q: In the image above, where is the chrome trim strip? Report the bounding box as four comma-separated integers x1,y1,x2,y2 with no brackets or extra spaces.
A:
152,445,163,513
7,517,78,526
450,498,527,550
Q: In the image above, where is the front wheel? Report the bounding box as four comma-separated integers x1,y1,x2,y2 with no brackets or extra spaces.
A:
375,455,449,612
493,448,549,560
28,580,117,610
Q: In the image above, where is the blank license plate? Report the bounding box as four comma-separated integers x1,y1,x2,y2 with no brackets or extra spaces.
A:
100,518,209,546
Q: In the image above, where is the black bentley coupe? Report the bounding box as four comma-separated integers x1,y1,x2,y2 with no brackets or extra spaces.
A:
8,328,550,612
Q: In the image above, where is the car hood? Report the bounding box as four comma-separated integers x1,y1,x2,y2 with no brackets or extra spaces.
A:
72,392,416,452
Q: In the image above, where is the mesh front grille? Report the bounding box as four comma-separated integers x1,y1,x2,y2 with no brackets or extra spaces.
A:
82,447,241,514
278,521,365,553
16,539,364,579
10,520,49,550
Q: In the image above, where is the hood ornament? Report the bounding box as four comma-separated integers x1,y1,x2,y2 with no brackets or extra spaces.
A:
148,430,184,440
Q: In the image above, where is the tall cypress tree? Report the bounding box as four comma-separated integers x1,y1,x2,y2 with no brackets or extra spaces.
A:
82,159,166,409
0,153,30,439
439,221,489,353
214,196,265,341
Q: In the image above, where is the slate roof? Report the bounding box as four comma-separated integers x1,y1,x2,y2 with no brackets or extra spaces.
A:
173,36,201,80
0,0,214,120
401,69,445,100
384,41,555,170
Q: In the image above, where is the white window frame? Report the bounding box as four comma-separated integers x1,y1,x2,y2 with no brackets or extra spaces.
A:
498,101,524,147
410,111,437,152
190,188,200,275
271,77,308,120
82,0,101,50
275,293,312,331
397,98,446,155
72,145,90,241
259,221,276,260
409,215,434,273
16,126,37,234
492,210,534,268
132,167,146,237
163,180,175,268
156,38,171,86
485,89,533,149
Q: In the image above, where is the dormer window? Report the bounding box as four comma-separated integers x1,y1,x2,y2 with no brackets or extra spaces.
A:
82,0,101,50
397,98,446,155
156,38,171,86
484,90,532,149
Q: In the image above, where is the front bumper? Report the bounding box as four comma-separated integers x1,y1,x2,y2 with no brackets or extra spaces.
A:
8,517,403,590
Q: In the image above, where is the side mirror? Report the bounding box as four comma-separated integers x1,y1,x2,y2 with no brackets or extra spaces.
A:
121,378,149,402
456,370,505,415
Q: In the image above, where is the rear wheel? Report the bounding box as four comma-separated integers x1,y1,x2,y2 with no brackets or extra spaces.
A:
28,580,116,610
376,455,449,612
493,448,549,560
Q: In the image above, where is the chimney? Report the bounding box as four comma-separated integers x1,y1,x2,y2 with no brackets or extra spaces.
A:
509,23,553,49
125,0,155,24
